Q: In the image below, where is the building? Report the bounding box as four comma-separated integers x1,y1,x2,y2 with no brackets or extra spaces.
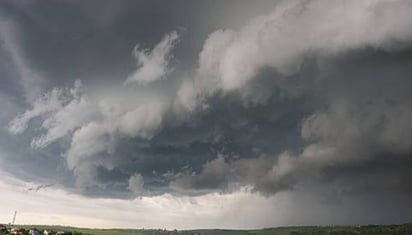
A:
29,228,40,235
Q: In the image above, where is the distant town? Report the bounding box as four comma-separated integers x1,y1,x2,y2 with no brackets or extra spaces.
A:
1,224,78,235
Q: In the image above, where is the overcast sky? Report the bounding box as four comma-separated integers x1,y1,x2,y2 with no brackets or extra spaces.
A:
1,0,412,229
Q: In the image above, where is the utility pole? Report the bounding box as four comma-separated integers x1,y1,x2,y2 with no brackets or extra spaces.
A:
11,211,17,226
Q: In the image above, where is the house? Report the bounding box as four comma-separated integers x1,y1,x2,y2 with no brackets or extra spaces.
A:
9,228,23,235
0,224,6,231
29,228,40,235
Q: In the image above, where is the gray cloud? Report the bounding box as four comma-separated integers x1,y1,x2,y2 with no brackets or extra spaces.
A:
0,20,45,102
172,51,412,196
1,1,412,227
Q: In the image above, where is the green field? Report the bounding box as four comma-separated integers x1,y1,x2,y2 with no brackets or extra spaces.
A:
2,223,412,235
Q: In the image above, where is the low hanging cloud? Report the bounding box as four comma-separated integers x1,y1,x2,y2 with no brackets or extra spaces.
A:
6,0,412,201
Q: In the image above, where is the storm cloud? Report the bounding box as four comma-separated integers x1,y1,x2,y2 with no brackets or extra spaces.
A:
2,0,412,226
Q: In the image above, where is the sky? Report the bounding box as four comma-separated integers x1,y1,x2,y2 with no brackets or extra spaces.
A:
1,0,412,230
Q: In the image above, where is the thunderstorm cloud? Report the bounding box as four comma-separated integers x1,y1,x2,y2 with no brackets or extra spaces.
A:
1,0,412,227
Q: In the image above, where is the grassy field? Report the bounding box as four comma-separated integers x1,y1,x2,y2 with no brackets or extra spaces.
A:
2,222,412,235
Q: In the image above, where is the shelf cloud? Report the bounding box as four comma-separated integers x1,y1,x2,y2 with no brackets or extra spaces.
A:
2,0,412,227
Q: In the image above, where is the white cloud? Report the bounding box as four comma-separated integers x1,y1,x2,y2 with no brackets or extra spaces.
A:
64,102,166,186
31,80,100,148
117,103,164,139
196,0,412,93
7,87,68,135
174,80,199,115
124,31,179,85
66,122,110,170
7,79,169,186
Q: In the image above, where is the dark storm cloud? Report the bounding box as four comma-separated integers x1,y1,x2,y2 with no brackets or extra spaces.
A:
0,0,281,197
2,2,412,227
0,0,279,86
172,47,412,195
